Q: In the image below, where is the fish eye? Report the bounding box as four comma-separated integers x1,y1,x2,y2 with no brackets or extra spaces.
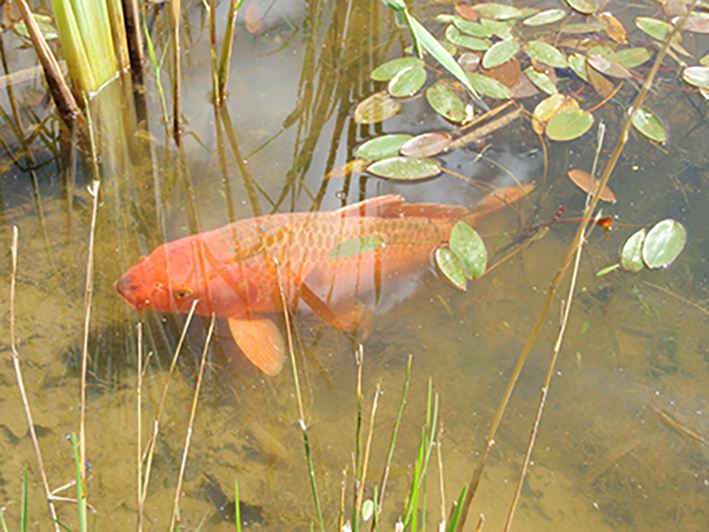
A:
174,288,192,299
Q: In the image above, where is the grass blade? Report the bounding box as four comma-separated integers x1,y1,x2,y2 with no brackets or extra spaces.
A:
235,480,241,532
21,464,28,532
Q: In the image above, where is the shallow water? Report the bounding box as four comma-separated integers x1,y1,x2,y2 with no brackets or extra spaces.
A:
1,0,709,530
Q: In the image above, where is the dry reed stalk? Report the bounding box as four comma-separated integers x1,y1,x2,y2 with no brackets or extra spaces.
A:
437,429,446,528
170,314,216,530
136,300,199,532
136,323,143,529
453,5,699,529
78,180,100,500
171,0,182,146
9,227,61,532
355,380,381,516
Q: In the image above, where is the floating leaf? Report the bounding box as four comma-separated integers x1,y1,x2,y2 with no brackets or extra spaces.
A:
466,72,512,99
482,57,521,87
631,106,666,144
473,3,525,20
446,25,490,51
510,71,540,98
435,246,467,291
532,93,577,134
620,229,646,272
565,0,597,15
587,54,632,78
559,22,605,33
389,66,427,97
598,12,627,44
245,0,265,34
680,16,709,34
523,9,567,26
326,236,385,259
525,41,568,68
568,53,589,81
615,47,652,68
400,132,452,157
454,18,493,38
545,109,594,141
455,3,479,21
362,500,374,522
642,219,686,269
354,92,400,124
458,52,482,72
480,18,515,39
356,134,413,161
426,82,466,122
596,263,621,277
371,57,424,81
450,222,487,279
567,169,616,202
682,66,709,89
323,159,370,180
586,63,614,97
483,39,520,69
525,66,558,95
366,156,441,180
636,17,675,42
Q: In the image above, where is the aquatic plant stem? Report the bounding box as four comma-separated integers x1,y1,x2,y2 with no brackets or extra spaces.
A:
355,380,381,530
273,258,325,532
137,300,198,532
216,0,244,105
9,227,60,532
452,5,699,530
171,0,182,147
136,323,143,529
170,314,216,531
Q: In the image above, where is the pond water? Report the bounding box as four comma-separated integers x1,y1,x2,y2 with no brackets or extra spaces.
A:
1,0,709,530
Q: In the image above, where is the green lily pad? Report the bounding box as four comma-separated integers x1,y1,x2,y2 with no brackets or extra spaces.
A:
371,57,424,81
326,235,385,259
631,106,666,144
523,9,567,26
565,0,597,15
450,222,487,279
682,66,709,89
615,47,652,68
454,18,493,38
473,3,525,20
545,108,594,140
389,66,427,98
525,41,568,68
400,132,452,157
446,25,491,51
466,72,512,99
435,246,467,291
568,53,589,81
620,229,646,272
354,92,401,124
426,82,467,122
366,156,441,180
635,17,674,42
480,18,515,39
642,219,686,269
524,67,558,95
483,39,520,69
356,134,413,161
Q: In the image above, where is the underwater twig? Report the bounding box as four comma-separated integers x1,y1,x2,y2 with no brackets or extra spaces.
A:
452,4,700,529
170,314,216,531
273,258,325,532
9,227,61,531
137,300,199,532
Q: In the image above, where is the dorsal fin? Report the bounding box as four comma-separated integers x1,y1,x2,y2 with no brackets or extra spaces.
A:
333,195,405,218
381,203,467,220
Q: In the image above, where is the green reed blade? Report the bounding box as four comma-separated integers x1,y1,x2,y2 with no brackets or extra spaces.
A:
234,480,241,532
446,486,467,532
70,434,87,532
143,19,169,126
21,464,28,532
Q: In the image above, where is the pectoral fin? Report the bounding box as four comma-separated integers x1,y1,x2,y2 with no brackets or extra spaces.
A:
298,283,373,336
228,315,285,376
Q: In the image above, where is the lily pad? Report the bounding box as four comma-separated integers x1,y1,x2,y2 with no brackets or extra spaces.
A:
482,39,520,69
635,17,675,42
354,92,400,124
446,25,490,51
620,229,646,272
454,18,493,38
435,246,467,292
400,132,452,157
466,72,512,99
682,66,709,89
568,53,589,81
525,41,568,68
371,57,424,81
480,18,515,39
615,47,652,69
524,66,558,95
366,156,441,181
523,9,567,26
567,169,616,202
565,0,597,15
545,108,594,141
326,235,385,259
642,219,686,269
587,54,632,78
426,82,467,122
389,66,427,98
532,93,575,134
356,134,413,161
586,63,614,97
455,3,479,21
631,106,666,144
482,57,521,87
450,222,487,279
599,12,628,44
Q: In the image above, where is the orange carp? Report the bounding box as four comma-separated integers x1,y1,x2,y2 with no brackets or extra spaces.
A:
115,188,530,375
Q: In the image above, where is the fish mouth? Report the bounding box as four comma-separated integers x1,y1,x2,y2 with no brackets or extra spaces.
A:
114,275,141,310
